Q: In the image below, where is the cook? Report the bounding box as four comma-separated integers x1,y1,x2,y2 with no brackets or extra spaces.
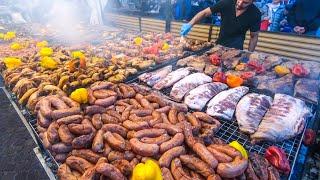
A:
180,0,261,51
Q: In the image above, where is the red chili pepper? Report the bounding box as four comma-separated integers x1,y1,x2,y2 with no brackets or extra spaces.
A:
303,129,316,146
213,72,226,83
265,146,291,175
209,54,221,66
240,71,255,80
292,64,309,77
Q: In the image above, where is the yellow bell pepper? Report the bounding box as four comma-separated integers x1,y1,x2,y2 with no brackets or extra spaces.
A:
274,65,290,76
72,51,85,59
3,57,22,69
69,88,88,104
40,47,53,57
134,37,143,46
3,31,16,41
226,75,244,88
0,33,4,39
40,56,58,69
36,41,48,48
229,141,248,159
10,42,22,51
162,42,170,51
132,159,162,180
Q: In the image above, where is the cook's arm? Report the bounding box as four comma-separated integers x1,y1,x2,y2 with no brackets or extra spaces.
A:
248,31,259,52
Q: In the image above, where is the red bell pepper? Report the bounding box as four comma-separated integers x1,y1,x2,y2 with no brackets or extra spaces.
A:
247,60,265,74
240,71,255,80
303,129,316,146
213,72,226,83
209,54,221,66
265,146,291,175
292,64,309,77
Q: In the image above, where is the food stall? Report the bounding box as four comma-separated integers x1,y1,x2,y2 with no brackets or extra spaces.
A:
0,7,319,180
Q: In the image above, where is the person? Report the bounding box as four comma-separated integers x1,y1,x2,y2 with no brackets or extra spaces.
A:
86,0,108,25
286,0,320,36
261,0,285,31
181,0,261,51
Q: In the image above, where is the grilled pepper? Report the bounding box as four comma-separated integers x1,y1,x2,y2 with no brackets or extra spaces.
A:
240,71,255,80
292,64,309,77
210,53,221,66
213,72,227,83
132,159,162,180
226,74,244,88
229,141,248,159
3,57,22,69
69,88,88,104
247,60,265,74
265,146,290,175
39,47,53,57
303,129,316,146
274,65,290,76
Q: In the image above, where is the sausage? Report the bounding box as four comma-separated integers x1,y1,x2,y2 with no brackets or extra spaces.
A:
61,96,80,108
209,145,241,158
87,89,96,104
130,109,153,116
130,138,159,157
57,115,83,125
145,94,167,107
37,111,51,128
104,131,126,151
101,113,118,124
193,143,218,169
72,133,94,149
47,122,60,144
107,151,125,162
52,143,73,153
159,146,186,168
92,114,103,130
207,146,233,163
71,149,102,164
110,159,133,176
121,105,133,121
101,124,127,138
82,119,97,134
119,84,136,98
171,158,193,180
161,167,174,180
129,114,153,122
68,124,93,135
151,103,160,109
95,96,117,107
217,156,248,178
160,133,184,153
168,108,178,124
182,121,197,147
80,166,97,180
141,134,171,145
160,113,171,124
66,156,94,174
58,164,77,180
115,106,126,113
123,120,150,131
177,112,186,122
42,132,52,150
96,162,125,180
149,112,163,126
186,113,201,134
154,123,182,136
130,128,166,139
55,153,68,163
106,110,122,122
92,130,104,153
103,143,112,157
140,98,154,110
85,105,106,115
115,99,131,107
129,99,142,108
58,124,75,144
192,112,220,124
155,106,171,113
179,155,214,177
245,162,259,180
51,107,81,120
190,171,204,180
93,89,117,99
37,125,47,133
112,133,131,151
90,81,113,91
207,174,222,180
49,96,69,110
135,93,144,102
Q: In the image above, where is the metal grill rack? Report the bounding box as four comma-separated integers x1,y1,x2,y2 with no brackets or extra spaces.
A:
29,119,60,172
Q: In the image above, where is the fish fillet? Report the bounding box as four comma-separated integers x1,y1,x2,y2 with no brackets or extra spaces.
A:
170,73,212,101
206,86,249,121
184,82,228,110
251,94,311,143
138,66,172,86
153,67,192,90
235,93,273,134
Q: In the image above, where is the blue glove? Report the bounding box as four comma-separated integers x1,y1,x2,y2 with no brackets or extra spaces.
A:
180,23,192,36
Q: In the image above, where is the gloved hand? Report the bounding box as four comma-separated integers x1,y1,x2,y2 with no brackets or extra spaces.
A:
180,23,192,36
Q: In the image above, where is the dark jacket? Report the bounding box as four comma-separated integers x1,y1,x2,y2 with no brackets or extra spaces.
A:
287,0,320,32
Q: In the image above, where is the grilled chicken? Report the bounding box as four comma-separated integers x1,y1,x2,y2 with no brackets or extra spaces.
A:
235,93,273,134
206,86,249,121
170,73,212,101
251,94,311,143
138,65,172,86
153,67,192,90
184,82,228,110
